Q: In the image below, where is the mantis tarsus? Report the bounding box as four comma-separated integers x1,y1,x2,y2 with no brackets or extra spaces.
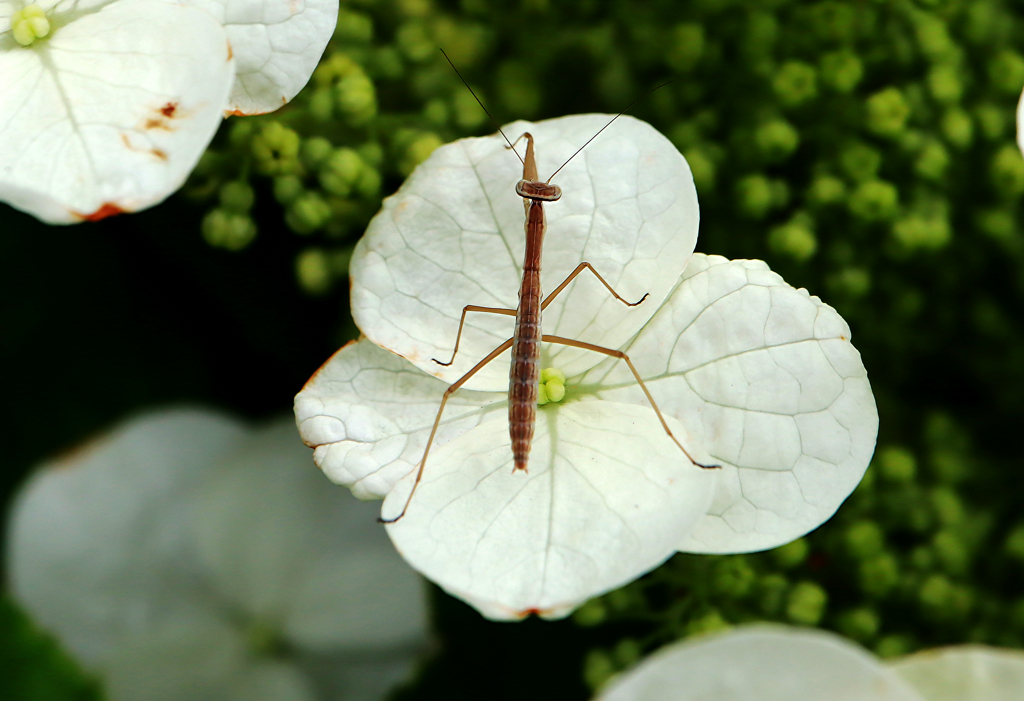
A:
380,59,719,524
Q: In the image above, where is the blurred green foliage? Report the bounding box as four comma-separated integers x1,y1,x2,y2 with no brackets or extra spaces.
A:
5,0,1024,698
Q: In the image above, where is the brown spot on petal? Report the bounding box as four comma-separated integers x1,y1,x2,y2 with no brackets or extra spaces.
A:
144,101,187,131
75,203,125,222
225,108,247,116
226,40,233,61
160,102,178,118
152,148,168,161
301,339,359,393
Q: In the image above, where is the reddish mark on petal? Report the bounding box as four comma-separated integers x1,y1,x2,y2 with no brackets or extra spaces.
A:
74,203,125,222
301,339,359,394
225,108,248,116
160,102,178,118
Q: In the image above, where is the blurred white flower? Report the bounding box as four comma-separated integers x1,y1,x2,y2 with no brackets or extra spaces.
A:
7,408,427,701
0,0,337,223
595,625,1024,701
295,115,878,621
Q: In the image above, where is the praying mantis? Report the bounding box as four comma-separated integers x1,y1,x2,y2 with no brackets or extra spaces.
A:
380,63,718,523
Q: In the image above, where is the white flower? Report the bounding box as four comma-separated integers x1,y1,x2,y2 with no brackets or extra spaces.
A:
295,114,878,620
0,0,336,224
6,408,427,701
594,625,1024,701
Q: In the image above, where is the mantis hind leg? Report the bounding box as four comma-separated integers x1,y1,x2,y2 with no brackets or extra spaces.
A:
380,337,515,523
433,305,516,367
541,334,720,471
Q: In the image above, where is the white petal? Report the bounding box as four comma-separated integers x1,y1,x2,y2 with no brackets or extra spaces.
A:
182,0,338,115
383,400,716,620
102,615,246,701
192,418,428,653
0,0,234,223
226,661,316,701
1018,87,1024,158
351,114,699,392
6,408,248,667
294,338,505,499
889,646,1024,701
587,254,878,553
597,625,925,701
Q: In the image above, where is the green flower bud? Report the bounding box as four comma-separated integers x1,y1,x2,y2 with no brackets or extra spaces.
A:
398,133,443,177
840,142,881,182
930,487,964,526
932,529,969,575
273,175,304,205
875,635,913,660
452,89,488,130
758,574,788,615
712,557,755,598
914,15,955,62
837,607,880,642
202,209,257,251
865,88,910,138
975,103,1007,141
572,599,607,627
228,120,255,148
334,9,373,43
666,23,705,72
219,181,255,213
295,248,332,295
846,520,885,560
786,581,827,626
988,50,1024,95
828,268,871,297
583,650,616,691
891,211,951,251
320,148,365,198
301,137,334,170
859,553,899,598
684,609,730,637
612,639,642,668
356,167,382,200
877,446,916,483
820,50,863,93
915,139,949,181
683,147,716,193
809,1,856,42
772,538,809,569
537,368,566,406
941,109,973,149
285,192,332,234
975,208,1016,246
991,144,1024,198
395,22,433,63
11,5,50,47
773,61,817,107
807,175,846,207
423,98,449,126
735,174,773,219
252,122,301,176
928,64,962,104
768,214,817,262
1004,525,1024,562
309,88,334,121
335,70,378,125
848,180,898,222
497,61,541,117
754,119,800,162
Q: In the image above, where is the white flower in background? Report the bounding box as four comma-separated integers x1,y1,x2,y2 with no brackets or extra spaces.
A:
295,115,878,620
594,625,1024,701
7,408,426,701
0,0,336,224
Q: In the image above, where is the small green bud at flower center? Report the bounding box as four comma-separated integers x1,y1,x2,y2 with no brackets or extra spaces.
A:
536,367,566,406
12,5,51,47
